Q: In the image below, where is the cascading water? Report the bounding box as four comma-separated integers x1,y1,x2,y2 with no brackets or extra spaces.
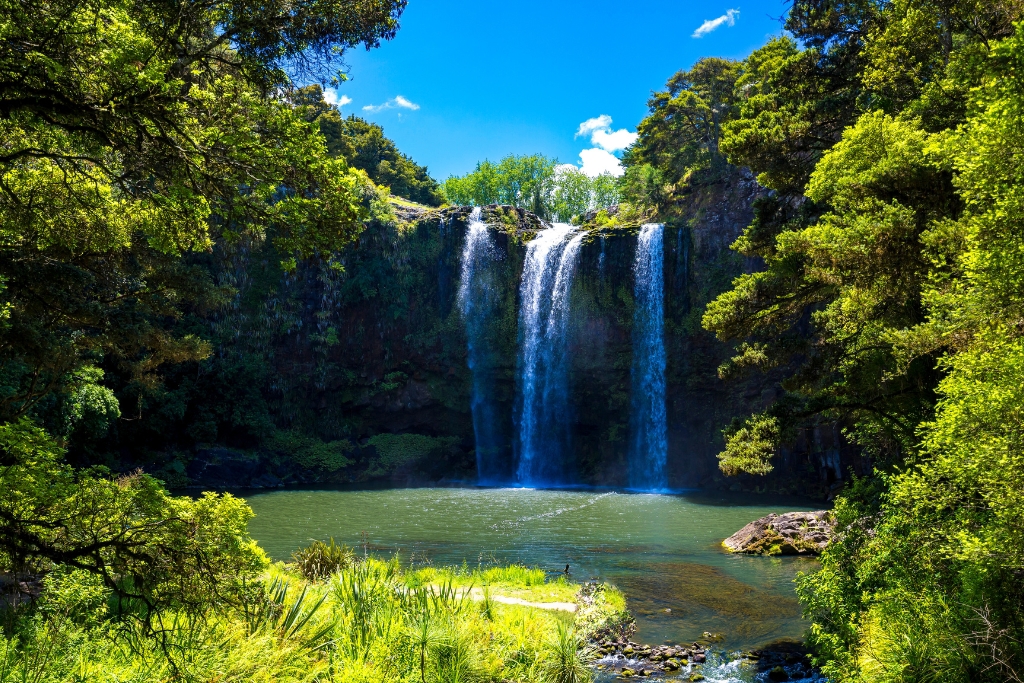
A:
629,223,668,490
457,208,506,483
516,224,586,485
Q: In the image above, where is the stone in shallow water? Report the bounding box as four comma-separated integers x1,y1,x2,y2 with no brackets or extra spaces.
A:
723,511,834,555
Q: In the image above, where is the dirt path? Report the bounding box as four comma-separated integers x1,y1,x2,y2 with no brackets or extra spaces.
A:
464,588,577,612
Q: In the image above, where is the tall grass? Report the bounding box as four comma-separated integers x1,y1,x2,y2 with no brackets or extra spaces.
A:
539,622,596,683
0,558,625,683
481,565,546,586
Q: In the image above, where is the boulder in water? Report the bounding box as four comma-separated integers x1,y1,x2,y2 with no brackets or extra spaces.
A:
723,511,833,555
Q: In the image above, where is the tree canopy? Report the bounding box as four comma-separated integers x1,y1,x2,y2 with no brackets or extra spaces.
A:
294,85,443,205
442,154,620,222
0,0,406,433
0,0,404,626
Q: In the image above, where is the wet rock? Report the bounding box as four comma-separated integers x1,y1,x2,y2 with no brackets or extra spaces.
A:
768,665,789,681
664,659,680,671
723,510,834,555
688,674,705,682
620,668,635,678
691,652,706,664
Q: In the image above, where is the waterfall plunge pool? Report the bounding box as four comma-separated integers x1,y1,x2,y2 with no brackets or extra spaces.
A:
245,486,819,653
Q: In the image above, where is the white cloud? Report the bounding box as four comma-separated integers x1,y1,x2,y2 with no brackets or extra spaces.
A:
576,115,613,138
591,128,638,152
568,115,636,177
574,114,638,152
394,96,419,110
692,9,739,38
578,148,625,177
362,95,420,113
323,89,352,108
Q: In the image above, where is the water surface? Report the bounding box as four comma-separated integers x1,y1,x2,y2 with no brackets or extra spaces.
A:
245,487,819,652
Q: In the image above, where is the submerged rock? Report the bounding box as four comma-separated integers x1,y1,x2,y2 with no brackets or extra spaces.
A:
723,511,834,555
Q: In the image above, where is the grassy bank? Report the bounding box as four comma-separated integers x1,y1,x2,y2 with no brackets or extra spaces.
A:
0,555,628,683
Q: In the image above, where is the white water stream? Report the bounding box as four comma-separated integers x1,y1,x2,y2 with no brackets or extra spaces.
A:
516,223,586,485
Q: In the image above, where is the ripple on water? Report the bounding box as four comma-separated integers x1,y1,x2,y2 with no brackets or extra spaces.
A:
244,486,820,651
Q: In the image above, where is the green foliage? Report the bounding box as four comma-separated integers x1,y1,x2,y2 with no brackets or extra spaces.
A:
551,167,595,223
269,430,353,472
716,3,1024,681
705,108,952,472
539,623,595,683
443,154,557,214
294,85,444,206
291,538,357,582
0,419,267,618
443,155,620,221
625,57,741,196
718,414,781,476
0,0,403,442
480,565,546,587
366,433,460,476
0,542,625,681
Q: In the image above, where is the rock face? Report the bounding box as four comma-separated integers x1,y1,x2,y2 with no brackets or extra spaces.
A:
108,168,871,496
723,511,834,555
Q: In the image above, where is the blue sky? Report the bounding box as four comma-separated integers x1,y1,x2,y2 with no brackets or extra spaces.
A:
330,0,789,180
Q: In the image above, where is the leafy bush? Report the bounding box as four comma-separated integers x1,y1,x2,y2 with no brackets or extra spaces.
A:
0,419,267,617
269,430,353,472
291,538,356,582
366,433,459,476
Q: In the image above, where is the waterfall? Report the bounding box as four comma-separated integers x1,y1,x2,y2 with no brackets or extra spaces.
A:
458,208,505,483
516,224,586,485
629,223,668,490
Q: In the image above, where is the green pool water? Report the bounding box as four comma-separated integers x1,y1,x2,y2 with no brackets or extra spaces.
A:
244,486,820,652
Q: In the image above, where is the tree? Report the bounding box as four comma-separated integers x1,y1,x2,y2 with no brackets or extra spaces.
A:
0,0,404,425
0,420,266,621
294,85,443,206
798,22,1024,681
625,57,741,191
551,167,592,222
706,111,955,474
443,155,557,215
443,155,619,221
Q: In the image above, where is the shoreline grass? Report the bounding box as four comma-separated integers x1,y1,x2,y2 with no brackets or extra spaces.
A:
0,554,629,683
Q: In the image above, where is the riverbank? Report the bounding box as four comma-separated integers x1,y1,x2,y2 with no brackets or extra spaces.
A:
246,487,821,652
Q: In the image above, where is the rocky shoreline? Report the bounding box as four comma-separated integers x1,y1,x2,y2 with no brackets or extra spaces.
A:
587,625,819,682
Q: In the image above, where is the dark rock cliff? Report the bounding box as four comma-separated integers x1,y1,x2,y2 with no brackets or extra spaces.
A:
119,171,865,498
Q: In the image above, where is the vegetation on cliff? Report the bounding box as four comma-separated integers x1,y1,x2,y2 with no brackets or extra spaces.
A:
443,154,620,223
623,0,1024,678
295,85,445,206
